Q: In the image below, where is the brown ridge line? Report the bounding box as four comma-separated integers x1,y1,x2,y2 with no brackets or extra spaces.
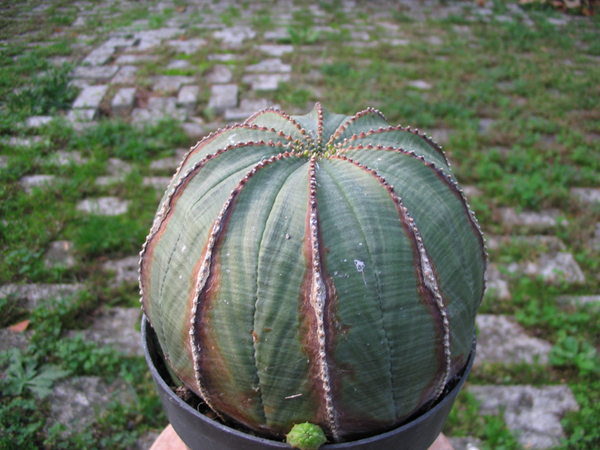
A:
315,102,324,147
332,154,452,404
306,156,340,441
336,125,449,167
138,140,288,317
242,106,313,146
338,144,487,280
190,151,300,424
326,107,388,146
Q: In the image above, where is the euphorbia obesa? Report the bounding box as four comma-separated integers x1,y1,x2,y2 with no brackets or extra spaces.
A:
139,104,486,443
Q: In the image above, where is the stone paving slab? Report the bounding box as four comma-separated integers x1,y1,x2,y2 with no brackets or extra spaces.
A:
102,37,138,51
385,38,411,46
112,65,138,84
0,283,84,310
571,187,600,206
408,80,433,90
167,38,206,55
67,108,97,122
149,149,188,171
208,54,238,62
477,118,495,134
26,116,53,128
556,295,600,308
167,59,191,69
214,26,256,46
134,28,182,42
506,252,585,284
177,85,199,115
114,54,158,65
132,97,187,124
150,75,195,94
107,157,133,175
208,84,238,114
475,315,552,366
245,58,292,73
67,307,142,357
111,87,137,117
206,64,233,84
95,157,133,185
257,44,294,56
591,222,600,251
0,328,32,353
134,37,162,52
182,121,204,139
44,240,76,269
72,85,109,110
264,28,290,41
242,73,290,91
77,197,130,215
102,255,140,287
19,175,57,193
5,136,50,147
72,65,119,81
499,207,567,230
468,385,579,449
82,47,114,66
143,176,171,196
484,264,511,300
47,376,134,436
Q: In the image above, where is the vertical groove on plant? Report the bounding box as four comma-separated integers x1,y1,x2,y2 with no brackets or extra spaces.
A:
306,156,340,441
335,154,452,402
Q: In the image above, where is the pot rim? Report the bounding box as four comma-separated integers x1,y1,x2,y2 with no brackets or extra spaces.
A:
142,314,476,449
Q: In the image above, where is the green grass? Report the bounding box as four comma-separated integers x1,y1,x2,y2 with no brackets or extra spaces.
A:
0,292,165,449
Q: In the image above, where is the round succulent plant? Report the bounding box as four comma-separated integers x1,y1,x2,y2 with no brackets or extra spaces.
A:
139,103,486,443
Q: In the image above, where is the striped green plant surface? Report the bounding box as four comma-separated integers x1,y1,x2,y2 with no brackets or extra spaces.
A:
139,103,487,443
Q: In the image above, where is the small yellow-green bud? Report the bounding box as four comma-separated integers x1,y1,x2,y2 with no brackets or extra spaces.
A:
286,422,327,450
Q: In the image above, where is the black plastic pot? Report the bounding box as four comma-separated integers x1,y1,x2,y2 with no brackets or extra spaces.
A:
142,315,475,450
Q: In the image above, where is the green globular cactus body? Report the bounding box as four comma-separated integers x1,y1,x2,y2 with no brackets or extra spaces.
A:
139,104,486,443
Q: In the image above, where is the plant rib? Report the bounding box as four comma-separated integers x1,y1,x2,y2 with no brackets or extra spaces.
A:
334,154,452,402
327,107,388,146
306,156,340,441
341,125,450,167
189,153,290,419
339,144,487,284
